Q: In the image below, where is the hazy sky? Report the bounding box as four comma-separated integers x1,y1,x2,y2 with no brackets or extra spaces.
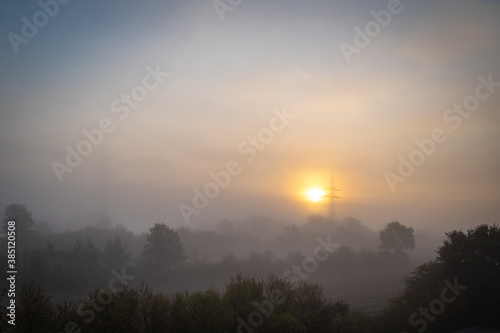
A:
1,0,499,233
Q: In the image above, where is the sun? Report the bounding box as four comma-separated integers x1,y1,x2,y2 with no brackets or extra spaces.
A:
306,188,325,202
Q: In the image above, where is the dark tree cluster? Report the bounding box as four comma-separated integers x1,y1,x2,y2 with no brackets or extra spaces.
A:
1,204,498,332
374,224,500,333
0,205,185,291
0,274,363,333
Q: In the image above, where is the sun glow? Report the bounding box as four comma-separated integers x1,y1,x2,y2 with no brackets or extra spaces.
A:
306,188,325,202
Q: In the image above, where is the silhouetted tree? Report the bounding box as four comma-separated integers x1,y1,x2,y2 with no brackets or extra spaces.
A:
26,248,49,281
62,238,103,282
375,224,500,333
217,219,234,234
223,273,265,319
3,203,34,233
378,221,415,254
103,237,132,269
142,223,185,269
16,282,54,333
2,272,361,333
436,224,500,329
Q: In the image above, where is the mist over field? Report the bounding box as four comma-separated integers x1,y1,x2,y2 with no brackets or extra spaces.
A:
0,0,499,332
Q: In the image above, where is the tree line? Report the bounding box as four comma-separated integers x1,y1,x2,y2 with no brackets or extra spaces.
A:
1,203,498,332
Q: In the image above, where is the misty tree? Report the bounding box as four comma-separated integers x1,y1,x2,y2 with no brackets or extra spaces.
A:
96,218,113,229
142,223,185,269
16,282,54,333
26,249,49,280
378,221,415,254
435,224,500,328
217,219,234,234
32,220,53,235
103,236,132,269
3,203,34,233
438,224,500,272
284,223,301,237
376,224,500,332
63,238,102,279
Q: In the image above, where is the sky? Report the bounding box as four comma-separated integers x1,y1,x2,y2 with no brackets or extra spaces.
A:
1,0,499,234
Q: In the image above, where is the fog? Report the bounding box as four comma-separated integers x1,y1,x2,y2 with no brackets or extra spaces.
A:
1,0,499,332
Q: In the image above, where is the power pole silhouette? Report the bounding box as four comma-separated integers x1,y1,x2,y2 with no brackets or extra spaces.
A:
323,175,341,221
